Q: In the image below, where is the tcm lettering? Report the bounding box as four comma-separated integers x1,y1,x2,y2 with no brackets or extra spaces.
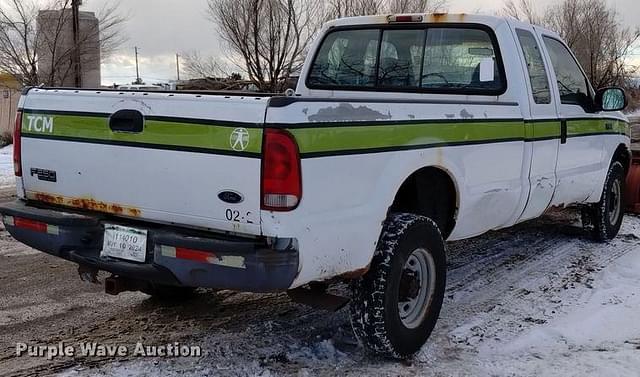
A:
26,116,54,133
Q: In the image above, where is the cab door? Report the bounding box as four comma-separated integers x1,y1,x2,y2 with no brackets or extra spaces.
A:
540,34,604,206
513,26,560,221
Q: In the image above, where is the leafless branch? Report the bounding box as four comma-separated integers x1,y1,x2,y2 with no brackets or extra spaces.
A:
181,50,226,79
386,0,448,13
207,0,320,92
0,0,127,86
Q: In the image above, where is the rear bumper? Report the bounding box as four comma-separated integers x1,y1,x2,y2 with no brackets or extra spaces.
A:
0,200,299,293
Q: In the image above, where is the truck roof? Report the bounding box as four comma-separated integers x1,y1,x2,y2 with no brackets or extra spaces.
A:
325,13,556,37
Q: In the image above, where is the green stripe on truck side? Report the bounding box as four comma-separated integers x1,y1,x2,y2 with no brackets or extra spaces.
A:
19,110,629,158
525,120,560,140
290,120,526,156
290,118,628,156
20,113,263,156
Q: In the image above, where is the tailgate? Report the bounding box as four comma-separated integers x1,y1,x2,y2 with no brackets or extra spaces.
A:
18,89,267,235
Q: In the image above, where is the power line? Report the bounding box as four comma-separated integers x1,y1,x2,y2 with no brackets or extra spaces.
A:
134,47,141,84
176,53,181,81
71,0,82,87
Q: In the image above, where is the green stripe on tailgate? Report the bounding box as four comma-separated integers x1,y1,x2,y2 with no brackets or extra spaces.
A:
21,114,263,154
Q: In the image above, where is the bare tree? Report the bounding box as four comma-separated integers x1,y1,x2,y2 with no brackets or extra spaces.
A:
502,0,639,91
0,0,126,86
208,0,319,92
325,0,448,18
387,0,448,13
181,50,226,79
324,0,383,19
502,0,542,24
544,0,639,89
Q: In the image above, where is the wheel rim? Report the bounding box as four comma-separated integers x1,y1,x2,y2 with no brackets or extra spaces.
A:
609,179,622,225
398,248,437,329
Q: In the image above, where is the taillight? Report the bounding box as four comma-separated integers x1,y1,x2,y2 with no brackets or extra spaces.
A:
13,111,22,177
261,128,302,211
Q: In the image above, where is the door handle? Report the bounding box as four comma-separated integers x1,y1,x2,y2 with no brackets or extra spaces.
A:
109,110,144,133
560,119,567,144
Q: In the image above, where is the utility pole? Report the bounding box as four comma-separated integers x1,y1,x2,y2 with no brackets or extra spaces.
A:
134,47,141,84
71,0,82,87
176,53,181,81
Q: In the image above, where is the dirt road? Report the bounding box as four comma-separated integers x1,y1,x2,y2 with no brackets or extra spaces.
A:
1,178,639,376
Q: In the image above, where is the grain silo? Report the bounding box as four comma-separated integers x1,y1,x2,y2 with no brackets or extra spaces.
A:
36,9,101,88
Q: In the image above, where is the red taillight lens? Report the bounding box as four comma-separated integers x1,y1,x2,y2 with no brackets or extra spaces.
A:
13,111,22,177
261,128,302,211
14,217,47,233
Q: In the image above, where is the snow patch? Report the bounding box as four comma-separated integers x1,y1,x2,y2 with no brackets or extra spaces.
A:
0,144,15,188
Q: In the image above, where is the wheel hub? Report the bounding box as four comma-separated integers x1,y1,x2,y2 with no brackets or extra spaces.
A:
399,270,420,300
609,179,622,225
397,248,437,329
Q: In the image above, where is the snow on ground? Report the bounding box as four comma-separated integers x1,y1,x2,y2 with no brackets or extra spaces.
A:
0,144,14,188
58,212,640,377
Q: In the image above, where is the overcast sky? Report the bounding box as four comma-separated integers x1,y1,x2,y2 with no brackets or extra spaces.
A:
76,0,640,85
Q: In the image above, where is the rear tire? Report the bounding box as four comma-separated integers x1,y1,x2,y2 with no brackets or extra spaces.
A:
349,213,447,359
582,161,625,242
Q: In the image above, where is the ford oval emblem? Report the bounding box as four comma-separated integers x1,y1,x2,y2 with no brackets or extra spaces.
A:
218,191,244,204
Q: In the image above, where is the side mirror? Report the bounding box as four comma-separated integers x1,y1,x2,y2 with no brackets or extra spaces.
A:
595,87,627,112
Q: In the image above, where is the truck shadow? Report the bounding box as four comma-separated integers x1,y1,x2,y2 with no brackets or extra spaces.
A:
114,208,603,372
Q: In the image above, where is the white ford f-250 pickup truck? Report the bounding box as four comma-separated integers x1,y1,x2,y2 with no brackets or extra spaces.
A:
1,14,631,358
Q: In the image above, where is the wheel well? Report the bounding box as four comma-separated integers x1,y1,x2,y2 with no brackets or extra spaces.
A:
389,167,458,238
612,144,631,174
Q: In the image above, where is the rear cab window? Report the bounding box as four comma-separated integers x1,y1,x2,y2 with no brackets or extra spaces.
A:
307,25,506,95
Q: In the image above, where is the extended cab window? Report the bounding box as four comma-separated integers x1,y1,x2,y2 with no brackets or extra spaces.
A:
516,29,551,104
308,26,505,94
421,28,503,91
543,36,593,108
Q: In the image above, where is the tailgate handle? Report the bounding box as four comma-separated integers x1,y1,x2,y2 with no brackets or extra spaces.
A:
109,110,144,133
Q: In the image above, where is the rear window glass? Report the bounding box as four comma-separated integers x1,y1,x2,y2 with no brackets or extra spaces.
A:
307,26,505,94
421,28,503,91
307,29,379,88
378,29,425,88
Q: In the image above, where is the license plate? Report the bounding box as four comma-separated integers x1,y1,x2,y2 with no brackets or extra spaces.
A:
101,224,148,262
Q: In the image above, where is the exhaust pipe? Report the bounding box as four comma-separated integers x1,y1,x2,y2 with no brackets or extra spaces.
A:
104,276,142,295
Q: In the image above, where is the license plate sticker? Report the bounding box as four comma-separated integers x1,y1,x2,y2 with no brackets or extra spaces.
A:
101,224,148,262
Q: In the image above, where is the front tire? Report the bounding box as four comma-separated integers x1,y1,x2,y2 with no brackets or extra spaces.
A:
350,213,447,359
583,161,625,241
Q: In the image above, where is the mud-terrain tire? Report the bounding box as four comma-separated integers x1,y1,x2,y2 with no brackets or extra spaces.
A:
350,213,446,359
141,284,196,301
582,161,625,242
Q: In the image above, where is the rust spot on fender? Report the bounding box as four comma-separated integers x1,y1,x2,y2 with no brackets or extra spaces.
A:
30,193,141,217
339,265,370,280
